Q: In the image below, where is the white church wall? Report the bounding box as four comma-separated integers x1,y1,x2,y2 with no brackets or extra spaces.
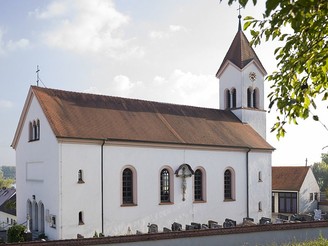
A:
15,95,60,240
102,144,249,236
248,151,272,221
59,141,102,239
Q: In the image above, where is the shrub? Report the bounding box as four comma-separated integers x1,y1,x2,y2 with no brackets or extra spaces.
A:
7,224,26,243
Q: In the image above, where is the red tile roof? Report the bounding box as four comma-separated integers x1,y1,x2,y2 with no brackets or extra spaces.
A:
216,29,266,77
30,86,273,150
272,166,310,191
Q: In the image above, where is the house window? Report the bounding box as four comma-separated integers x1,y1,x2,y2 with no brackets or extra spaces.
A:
279,192,297,213
122,168,133,205
78,169,85,183
78,211,84,225
310,193,314,201
224,169,232,200
160,168,171,203
314,192,318,201
194,169,203,201
258,171,262,182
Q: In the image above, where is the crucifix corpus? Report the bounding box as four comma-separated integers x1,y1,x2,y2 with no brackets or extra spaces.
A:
175,164,194,201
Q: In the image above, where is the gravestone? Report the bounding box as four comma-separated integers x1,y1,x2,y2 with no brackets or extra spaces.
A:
163,227,171,232
208,220,220,229
223,218,236,228
191,222,201,229
148,223,158,233
259,217,272,225
201,224,209,229
171,222,182,231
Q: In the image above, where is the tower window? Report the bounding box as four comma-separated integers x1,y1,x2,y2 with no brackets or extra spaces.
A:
225,89,231,109
253,88,259,108
231,88,236,108
247,88,252,108
29,119,40,142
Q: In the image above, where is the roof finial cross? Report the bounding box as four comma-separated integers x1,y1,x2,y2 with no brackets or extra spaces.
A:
36,65,40,87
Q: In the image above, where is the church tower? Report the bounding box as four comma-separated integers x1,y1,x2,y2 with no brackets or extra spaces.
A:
216,16,267,139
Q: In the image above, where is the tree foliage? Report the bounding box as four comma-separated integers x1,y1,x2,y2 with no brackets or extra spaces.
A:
223,0,328,138
312,153,328,191
7,224,26,243
0,171,14,188
1,166,16,180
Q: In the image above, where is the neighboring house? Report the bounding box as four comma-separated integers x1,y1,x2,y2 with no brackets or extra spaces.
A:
11,18,274,240
272,166,320,214
0,187,16,229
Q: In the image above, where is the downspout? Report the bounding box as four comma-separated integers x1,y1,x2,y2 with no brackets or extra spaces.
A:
101,140,105,235
246,148,251,218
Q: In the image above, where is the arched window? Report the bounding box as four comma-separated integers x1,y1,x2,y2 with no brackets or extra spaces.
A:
231,88,237,108
29,122,33,141
160,168,171,203
194,169,203,201
247,88,252,108
225,89,231,109
224,169,232,200
36,119,40,140
122,168,133,204
253,88,259,108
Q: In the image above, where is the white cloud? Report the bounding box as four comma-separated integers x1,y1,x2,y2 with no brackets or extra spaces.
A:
149,24,188,40
0,100,13,110
38,0,143,59
31,1,68,19
89,70,218,108
0,29,30,55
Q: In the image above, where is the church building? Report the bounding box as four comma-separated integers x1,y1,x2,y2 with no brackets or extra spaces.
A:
11,17,273,240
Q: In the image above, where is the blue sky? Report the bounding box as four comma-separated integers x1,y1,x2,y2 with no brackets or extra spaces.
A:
1,0,328,166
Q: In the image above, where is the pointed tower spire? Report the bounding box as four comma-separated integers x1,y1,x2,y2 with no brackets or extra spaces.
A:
216,15,266,78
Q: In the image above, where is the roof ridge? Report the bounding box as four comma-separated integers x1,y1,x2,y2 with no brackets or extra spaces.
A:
31,86,221,112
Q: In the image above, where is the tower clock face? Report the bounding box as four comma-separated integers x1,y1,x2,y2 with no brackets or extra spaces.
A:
249,72,256,81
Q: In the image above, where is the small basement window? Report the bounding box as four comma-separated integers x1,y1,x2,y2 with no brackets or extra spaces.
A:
78,170,85,183
78,211,84,225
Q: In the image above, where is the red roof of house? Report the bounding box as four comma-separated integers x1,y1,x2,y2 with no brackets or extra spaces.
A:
20,86,273,150
272,166,310,191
